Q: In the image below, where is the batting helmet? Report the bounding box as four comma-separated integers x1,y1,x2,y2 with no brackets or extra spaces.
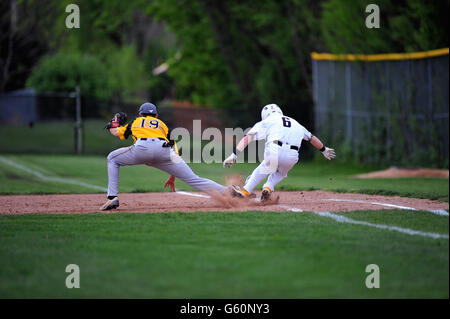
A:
261,104,283,121
139,102,158,115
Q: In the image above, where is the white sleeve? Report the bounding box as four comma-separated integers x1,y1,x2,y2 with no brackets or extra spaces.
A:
302,127,312,141
247,121,266,140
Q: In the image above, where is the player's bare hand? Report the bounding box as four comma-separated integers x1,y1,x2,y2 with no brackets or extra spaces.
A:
164,175,176,192
223,153,237,168
322,147,336,160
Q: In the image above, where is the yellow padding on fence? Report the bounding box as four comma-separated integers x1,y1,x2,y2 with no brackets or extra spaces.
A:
311,48,449,61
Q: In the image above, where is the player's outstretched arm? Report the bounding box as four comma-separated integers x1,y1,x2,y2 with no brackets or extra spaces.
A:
223,134,255,168
309,135,336,160
236,134,254,153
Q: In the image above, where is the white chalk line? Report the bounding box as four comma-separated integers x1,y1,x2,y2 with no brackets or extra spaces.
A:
280,205,448,240
175,190,211,198
175,191,448,239
12,157,54,175
325,198,449,216
0,156,107,192
170,187,449,239
317,212,449,240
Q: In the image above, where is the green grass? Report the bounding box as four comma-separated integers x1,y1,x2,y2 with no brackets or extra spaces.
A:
342,210,449,234
0,154,448,298
0,211,447,298
0,154,448,201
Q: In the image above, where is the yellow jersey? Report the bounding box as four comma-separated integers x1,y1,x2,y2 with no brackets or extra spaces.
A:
116,116,169,143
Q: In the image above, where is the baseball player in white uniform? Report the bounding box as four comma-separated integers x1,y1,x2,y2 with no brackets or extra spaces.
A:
223,104,336,202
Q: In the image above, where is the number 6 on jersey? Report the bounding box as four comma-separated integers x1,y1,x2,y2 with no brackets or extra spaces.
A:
282,117,291,127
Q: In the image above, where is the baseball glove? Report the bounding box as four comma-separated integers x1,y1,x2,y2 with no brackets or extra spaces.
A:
105,112,128,129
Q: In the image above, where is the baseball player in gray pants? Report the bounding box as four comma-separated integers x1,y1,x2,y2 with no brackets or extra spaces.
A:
101,102,226,210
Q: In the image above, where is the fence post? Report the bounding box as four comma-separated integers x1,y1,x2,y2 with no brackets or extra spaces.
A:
345,62,353,146
74,85,83,154
312,59,319,133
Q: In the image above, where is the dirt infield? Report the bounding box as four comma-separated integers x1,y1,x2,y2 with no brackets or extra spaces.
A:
0,191,447,215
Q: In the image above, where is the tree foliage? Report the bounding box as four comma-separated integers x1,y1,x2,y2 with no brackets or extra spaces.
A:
105,45,148,103
0,0,60,92
3,0,448,130
147,0,323,127
23,0,156,102
26,53,110,99
321,0,449,53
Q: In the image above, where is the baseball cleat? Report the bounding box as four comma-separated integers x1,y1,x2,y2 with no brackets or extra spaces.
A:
100,197,119,211
230,185,250,198
260,187,272,202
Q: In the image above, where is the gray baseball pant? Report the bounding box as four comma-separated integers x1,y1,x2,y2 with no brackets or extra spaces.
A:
106,138,226,197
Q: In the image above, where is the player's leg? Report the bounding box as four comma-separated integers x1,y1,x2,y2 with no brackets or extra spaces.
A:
240,161,271,195
239,144,279,196
106,146,139,197
153,148,226,194
101,146,142,210
262,151,298,200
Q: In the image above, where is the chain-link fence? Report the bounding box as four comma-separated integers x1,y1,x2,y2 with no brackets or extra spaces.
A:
312,48,449,167
0,90,245,156
0,89,119,154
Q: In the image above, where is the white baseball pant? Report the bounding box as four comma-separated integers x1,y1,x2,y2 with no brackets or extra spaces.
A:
243,142,299,192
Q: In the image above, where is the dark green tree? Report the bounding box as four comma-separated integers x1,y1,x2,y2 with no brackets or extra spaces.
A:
26,53,110,99
321,0,449,53
147,0,324,128
0,0,60,92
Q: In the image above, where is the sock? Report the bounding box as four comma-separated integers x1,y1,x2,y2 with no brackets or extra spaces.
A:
107,196,116,200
